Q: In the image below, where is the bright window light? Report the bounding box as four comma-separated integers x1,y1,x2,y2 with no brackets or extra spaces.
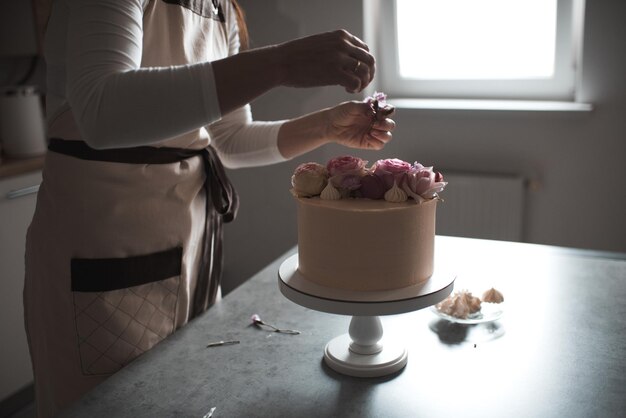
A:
396,0,558,80
365,0,584,101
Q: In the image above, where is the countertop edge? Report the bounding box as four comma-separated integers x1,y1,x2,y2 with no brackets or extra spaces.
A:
0,154,45,179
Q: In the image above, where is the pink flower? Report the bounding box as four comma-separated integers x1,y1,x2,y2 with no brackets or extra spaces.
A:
402,163,447,201
365,91,394,119
291,162,328,197
360,173,386,199
327,156,367,193
365,91,387,106
326,156,367,177
373,158,412,190
336,174,362,191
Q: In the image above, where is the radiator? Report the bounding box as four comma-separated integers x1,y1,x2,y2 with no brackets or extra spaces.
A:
436,172,525,241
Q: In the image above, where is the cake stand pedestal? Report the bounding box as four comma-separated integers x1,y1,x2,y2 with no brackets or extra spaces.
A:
278,254,455,378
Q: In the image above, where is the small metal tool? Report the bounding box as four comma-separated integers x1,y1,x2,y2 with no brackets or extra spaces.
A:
206,340,240,348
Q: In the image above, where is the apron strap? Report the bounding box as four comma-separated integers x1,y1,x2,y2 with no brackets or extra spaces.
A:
193,147,238,315
202,147,239,222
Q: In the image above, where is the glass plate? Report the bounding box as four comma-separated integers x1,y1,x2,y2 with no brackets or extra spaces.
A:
430,302,504,325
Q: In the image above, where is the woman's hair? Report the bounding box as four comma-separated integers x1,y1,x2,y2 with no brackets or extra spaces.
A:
230,0,249,50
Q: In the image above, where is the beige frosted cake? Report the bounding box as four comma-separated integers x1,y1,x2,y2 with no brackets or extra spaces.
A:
291,154,447,292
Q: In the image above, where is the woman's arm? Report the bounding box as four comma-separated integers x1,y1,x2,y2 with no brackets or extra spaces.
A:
65,0,221,148
209,100,395,169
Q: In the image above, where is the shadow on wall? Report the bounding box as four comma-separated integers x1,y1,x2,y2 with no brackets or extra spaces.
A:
221,2,298,295
221,0,364,294
221,155,317,295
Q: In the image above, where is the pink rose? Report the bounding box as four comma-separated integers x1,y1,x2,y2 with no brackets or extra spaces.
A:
360,173,386,199
326,156,367,177
373,158,412,190
291,162,328,197
327,156,367,193
402,163,447,201
336,174,362,191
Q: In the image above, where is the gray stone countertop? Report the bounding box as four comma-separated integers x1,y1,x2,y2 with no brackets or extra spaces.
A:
61,236,626,418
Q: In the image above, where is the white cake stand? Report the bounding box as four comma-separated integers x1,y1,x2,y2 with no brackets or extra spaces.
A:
278,254,455,378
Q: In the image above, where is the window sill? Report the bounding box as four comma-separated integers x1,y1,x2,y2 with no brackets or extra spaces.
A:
390,98,593,112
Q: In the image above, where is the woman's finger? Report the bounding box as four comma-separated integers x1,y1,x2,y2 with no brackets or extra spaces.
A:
339,70,362,93
339,100,375,119
350,58,374,90
346,31,370,52
347,48,375,82
338,31,375,80
364,134,387,150
348,46,375,67
369,129,393,144
372,118,396,132
338,60,363,92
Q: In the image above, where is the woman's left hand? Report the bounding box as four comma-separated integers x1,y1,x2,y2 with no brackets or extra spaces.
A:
326,101,396,150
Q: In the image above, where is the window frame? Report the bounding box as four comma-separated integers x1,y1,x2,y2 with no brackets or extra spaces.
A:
364,0,586,102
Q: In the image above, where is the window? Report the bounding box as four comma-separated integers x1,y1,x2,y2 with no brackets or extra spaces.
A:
365,0,586,103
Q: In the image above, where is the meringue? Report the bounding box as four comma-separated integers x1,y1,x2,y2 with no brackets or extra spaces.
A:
384,181,408,203
482,287,504,303
320,182,341,200
436,290,482,319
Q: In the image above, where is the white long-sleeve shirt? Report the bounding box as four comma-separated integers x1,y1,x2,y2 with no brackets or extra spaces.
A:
44,0,286,168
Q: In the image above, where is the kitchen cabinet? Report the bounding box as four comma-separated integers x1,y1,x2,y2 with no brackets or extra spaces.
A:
0,170,41,402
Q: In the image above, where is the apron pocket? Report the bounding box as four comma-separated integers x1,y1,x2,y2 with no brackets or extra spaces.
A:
71,246,182,376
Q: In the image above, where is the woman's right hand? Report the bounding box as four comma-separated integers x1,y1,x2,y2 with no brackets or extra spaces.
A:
213,30,376,116
273,29,376,93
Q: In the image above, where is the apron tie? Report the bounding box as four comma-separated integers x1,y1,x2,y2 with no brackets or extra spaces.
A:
195,146,239,315
48,138,238,316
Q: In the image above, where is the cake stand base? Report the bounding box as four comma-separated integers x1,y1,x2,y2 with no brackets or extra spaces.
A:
324,334,408,378
322,314,407,377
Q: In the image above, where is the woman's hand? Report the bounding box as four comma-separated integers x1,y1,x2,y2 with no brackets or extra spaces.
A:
277,100,395,159
326,101,396,150
214,29,375,115
274,30,375,93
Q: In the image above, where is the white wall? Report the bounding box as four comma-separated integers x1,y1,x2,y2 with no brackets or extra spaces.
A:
221,0,626,293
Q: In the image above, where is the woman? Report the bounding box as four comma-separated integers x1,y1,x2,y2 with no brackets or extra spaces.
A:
25,0,395,416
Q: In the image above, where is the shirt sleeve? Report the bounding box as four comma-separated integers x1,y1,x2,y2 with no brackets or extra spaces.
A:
208,105,286,168
65,0,221,149
206,0,288,168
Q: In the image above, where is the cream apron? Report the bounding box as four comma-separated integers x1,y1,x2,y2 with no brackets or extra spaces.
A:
24,1,236,416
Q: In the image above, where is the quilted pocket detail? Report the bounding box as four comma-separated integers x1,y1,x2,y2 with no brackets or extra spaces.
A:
71,247,182,375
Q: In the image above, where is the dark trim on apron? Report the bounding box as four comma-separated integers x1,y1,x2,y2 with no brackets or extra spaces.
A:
71,247,183,292
48,138,239,317
161,0,225,22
